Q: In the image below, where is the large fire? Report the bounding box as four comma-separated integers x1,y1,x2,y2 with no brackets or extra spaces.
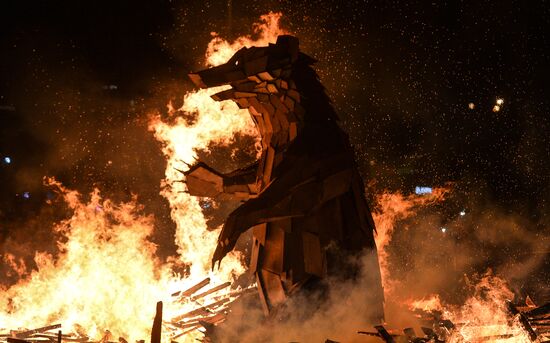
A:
0,11,543,343
0,12,284,343
0,178,177,341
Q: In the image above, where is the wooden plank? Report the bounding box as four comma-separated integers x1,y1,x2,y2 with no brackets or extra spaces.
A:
150,301,162,343
262,226,285,274
173,278,210,298
16,325,62,338
262,147,275,185
8,339,31,343
255,271,271,316
260,269,287,308
302,231,324,277
172,298,230,322
191,282,231,301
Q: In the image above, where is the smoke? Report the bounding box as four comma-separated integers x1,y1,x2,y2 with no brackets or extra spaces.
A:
202,184,548,342
217,251,383,343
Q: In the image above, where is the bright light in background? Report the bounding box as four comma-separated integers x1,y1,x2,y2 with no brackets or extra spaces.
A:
441,227,447,233
22,192,30,199
460,209,466,216
468,102,475,110
493,97,504,112
415,186,432,195
3,156,11,164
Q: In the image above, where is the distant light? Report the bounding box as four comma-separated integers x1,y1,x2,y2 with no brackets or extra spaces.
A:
415,186,432,195
493,105,501,112
22,192,30,199
459,210,466,216
441,227,447,233
3,156,11,164
496,98,504,105
468,102,475,110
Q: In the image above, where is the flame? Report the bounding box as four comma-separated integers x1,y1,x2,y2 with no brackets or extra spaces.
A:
372,188,448,294
149,87,255,279
446,276,530,342
0,12,284,343
149,11,284,285
205,12,287,66
0,178,178,341
409,275,532,342
409,294,444,313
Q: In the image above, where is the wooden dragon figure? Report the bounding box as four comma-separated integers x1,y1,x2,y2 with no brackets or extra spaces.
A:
185,35,384,321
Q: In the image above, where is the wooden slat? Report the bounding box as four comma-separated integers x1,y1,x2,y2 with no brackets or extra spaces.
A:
173,278,210,299
191,282,231,301
150,301,162,343
16,325,62,338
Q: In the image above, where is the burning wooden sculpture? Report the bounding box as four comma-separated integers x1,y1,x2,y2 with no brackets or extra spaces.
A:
185,35,384,319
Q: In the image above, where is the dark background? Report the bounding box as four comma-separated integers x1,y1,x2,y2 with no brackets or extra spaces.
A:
0,1,548,298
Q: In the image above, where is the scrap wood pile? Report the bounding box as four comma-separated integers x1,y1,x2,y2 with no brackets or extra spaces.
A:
165,277,255,340
2,288,548,343
0,324,132,343
359,301,550,343
0,278,254,343
0,325,65,343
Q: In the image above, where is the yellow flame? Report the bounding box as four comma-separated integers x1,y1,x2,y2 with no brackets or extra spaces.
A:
205,12,287,67
408,276,532,342
446,275,531,342
0,178,178,341
149,12,285,286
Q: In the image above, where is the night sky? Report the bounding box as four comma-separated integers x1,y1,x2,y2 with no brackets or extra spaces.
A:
0,1,549,296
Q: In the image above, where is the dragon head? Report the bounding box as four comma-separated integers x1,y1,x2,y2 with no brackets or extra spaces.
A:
188,35,315,108
188,35,340,151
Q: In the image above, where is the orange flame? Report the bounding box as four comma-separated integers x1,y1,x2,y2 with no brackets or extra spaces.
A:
0,12,285,343
205,12,287,66
372,187,448,294
409,274,532,342
0,178,178,341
